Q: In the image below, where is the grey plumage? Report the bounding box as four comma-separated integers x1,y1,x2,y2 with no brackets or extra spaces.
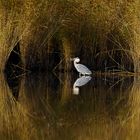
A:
72,57,92,75
75,64,92,75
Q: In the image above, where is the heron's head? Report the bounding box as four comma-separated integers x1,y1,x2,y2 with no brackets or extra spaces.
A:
70,57,80,63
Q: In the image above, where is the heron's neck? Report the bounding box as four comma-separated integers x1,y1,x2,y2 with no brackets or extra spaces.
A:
74,60,78,67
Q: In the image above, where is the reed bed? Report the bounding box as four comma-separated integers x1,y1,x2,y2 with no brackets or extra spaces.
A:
1,1,140,139
0,0,139,73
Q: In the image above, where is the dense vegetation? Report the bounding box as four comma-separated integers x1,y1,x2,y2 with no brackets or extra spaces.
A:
0,0,140,73
0,1,140,139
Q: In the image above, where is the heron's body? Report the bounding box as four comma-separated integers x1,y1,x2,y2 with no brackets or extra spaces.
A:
74,63,92,75
73,57,92,75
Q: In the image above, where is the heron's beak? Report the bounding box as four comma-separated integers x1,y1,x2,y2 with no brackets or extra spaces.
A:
70,58,74,61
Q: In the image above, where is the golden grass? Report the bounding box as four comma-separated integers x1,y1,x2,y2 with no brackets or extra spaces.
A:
0,73,140,140
1,1,140,139
0,0,140,72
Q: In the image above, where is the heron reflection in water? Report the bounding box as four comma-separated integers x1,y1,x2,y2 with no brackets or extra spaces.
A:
73,76,92,95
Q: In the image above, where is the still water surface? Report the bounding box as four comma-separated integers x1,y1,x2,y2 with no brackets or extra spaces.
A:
1,72,140,140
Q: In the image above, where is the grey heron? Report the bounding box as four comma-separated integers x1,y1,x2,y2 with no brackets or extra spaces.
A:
73,76,92,95
71,57,92,76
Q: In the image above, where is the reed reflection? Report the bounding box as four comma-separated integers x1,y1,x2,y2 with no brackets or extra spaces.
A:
2,72,140,140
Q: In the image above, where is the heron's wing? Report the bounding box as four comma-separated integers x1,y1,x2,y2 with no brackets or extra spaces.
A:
74,76,92,87
76,64,92,74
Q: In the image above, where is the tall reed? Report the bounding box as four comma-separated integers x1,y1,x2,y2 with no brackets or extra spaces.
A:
0,0,140,72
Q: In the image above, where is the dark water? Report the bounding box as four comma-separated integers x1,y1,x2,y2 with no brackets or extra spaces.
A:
1,72,140,140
